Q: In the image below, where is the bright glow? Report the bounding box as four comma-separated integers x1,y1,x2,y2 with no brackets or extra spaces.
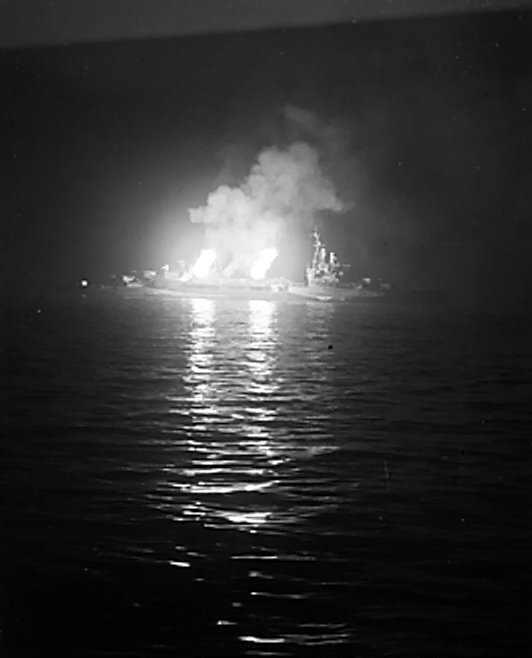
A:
160,301,339,537
250,247,278,280
188,297,216,387
240,636,286,644
191,248,216,279
188,141,343,281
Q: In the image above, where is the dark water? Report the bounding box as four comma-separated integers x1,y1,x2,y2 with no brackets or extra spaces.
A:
2,291,531,657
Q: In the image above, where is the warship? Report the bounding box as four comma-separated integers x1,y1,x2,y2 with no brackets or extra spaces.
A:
288,231,387,302
120,232,446,304
288,231,447,304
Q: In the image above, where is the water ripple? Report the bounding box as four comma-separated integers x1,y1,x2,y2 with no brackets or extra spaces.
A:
2,293,531,656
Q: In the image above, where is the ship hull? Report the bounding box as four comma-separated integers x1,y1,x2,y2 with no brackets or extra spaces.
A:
288,284,447,304
147,279,288,301
288,284,384,302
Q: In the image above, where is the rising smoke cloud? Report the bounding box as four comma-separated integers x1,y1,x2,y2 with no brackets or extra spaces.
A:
282,105,365,208
188,141,343,277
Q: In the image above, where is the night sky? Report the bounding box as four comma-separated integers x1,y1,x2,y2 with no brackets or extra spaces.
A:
2,9,531,307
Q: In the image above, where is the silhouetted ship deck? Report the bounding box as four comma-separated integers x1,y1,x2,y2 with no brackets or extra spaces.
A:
123,267,287,300
153,277,287,300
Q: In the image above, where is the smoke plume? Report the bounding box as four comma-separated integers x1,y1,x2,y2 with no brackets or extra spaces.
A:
188,142,343,277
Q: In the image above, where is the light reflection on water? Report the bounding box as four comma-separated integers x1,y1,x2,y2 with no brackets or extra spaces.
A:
184,297,216,415
4,293,531,657
161,299,335,535
246,299,278,401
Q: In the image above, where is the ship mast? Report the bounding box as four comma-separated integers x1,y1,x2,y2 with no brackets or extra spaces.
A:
307,228,341,287
311,229,322,271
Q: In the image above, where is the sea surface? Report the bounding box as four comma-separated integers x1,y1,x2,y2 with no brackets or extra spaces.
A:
1,290,531,657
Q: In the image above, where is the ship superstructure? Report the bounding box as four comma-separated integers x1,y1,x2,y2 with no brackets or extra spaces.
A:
289,230,386,301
